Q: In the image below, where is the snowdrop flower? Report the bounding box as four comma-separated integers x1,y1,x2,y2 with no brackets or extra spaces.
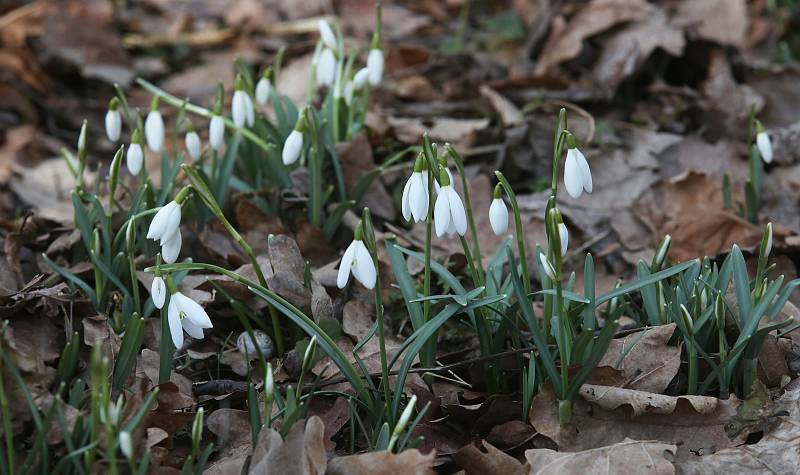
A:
563,143,592,199
353,67,370,89
316,48,337,87
151,276,167,309
557,222,569,257
119,431,133,460
489,184,508,235
255,76,272,104
433,168,467,237
147,200,181,244
756,121,772,164
126,129,144,175
367,48,384,86
337,222,376,289
401,155,430,222
282,112,305,165
101,395,124,425
185,123,201,160
344,81,355,105
161,230,182,264
539,253,556,280
167,291,213,348
318,19,338,50
209,115,224,151
144,99,164,152
232,78,255,128
77,120,88,152
105,98,122,142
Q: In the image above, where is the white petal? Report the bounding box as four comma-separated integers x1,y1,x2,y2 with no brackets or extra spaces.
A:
151,277,166,309
167,297,184,349
558,223,569,257
161,229,181,264
337,241,357,288
316,49,336,87
447,188,468,236
255,78,271,104
209,115,225,150
147,201,178,240
352,241,376,289
232,90,247,128
158,203,182,245
126,143,143,176
185,131,201,160
575,149,593,193
401,174,414,222
105,110,121,142
367,49,384,86
539,253,556,280
181,316,205,339
244,94,255,126
757,131,773,163
282,130,303,165
344,81,355,105
489,198,508,235
318,20,338,50
433,187,451,237
144,111,164,152
175,292,213,328
409,173,429,222
353,68,369,89
563,149,583,199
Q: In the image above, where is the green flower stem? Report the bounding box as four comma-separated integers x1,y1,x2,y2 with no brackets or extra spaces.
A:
0,350,15,475
125,220,142,317
446,144,483,284
182,165,285,355
687,341,698,395
495,171,531,294
136,78,271,153
421,165,436,376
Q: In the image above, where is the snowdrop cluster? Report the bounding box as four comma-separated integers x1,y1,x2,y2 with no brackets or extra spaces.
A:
146,200,182,263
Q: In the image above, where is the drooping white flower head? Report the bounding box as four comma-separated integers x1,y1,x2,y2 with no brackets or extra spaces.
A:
337,223,376,289
105,98,122,142
232,82,255,128
255,77,272,105
185,130,201,160
344,81,355,105
318,19,338,51
756,121,772,164
282,129,303,165
167,291,213,348
119,431,133,460
316,48,337,87
151,276,167,309
557,222,569,257
401,155,430,222
147,200,181,245
563,145,592,199
209,115,225,151
489,184,508,235
144,105,165,152
539,253,556,280
367,48,384,86
161,229,182,264
353,67,370,89
433,169,468,237
126,137,143,176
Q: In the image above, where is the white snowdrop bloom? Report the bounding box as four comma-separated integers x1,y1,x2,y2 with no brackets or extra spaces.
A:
255,77,272,104
353,67,370,89
337,237,376,289
101,395,124,425
282,130,303,165
433,172,467,237
146,201,181,244
105,108,121,142
144,109,165,152
161,230,182,264
367,48,384,86
318,19,338,50
316,48,337,87
185,130,201,160
119,431,133,460
757,130,772,164
344,81,355,105
489,198,508,235
232,89,255,128
167,291,213,348
151,276,167,309
209,115,225,151
77,121,87,151
557,222,569,257
126,143,143,176
563,147,592,199
764,222,773,256
401,167,429,223
539,253,556,280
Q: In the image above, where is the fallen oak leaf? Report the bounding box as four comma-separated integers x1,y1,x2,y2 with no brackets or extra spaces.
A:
597,323,681,393
248,416,327,475
524,438,676,475
327,448,437,475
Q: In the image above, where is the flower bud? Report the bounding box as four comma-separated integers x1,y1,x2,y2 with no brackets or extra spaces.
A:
367,49,384,86
105,98,122,142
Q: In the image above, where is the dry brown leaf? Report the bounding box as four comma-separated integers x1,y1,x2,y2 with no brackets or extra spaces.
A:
700,51,764,133
525,438,676,475
530,384,740,460
387,116,489,150
207,408,252,456
336,133,396,221
597,324,681,393
10,159,83,223
327,448,437,475
248,416,327,475
454,439,527,475
480,85,523,127
676,0,748,47
535,0,654,75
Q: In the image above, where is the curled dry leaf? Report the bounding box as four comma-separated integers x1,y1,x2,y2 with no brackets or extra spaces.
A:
327,448,437,475
248,416,327,475
597,323,681,393
676,0,748,47
579,384,728,416
525,438,676,475
454,439,527,475
206,408,252,456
